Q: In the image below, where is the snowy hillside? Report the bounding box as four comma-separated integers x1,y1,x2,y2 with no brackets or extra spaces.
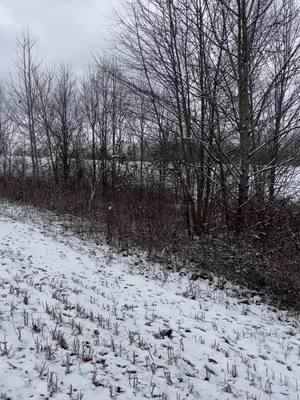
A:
0,204,299,400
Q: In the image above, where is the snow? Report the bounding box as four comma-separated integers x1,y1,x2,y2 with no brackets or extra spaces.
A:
0,203,299,400
279,166,300,201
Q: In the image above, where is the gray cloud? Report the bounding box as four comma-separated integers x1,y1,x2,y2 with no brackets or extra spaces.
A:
0,0,119,77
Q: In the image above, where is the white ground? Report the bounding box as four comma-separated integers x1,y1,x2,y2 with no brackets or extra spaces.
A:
0,203,299,400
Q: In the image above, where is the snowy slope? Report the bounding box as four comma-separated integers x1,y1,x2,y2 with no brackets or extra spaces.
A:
0,205,299,400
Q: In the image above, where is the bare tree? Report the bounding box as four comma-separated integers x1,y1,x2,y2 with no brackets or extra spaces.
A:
51,64,82,184
34,68,59,182
0,83,14,174
9,30,40,184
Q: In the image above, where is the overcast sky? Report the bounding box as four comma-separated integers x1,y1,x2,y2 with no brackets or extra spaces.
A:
0,0,120,77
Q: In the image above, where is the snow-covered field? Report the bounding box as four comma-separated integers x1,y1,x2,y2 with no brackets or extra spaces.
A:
2,156,300,202
0,203,299,400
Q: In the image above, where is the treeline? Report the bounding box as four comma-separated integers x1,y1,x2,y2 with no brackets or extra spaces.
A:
0,0,300,241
